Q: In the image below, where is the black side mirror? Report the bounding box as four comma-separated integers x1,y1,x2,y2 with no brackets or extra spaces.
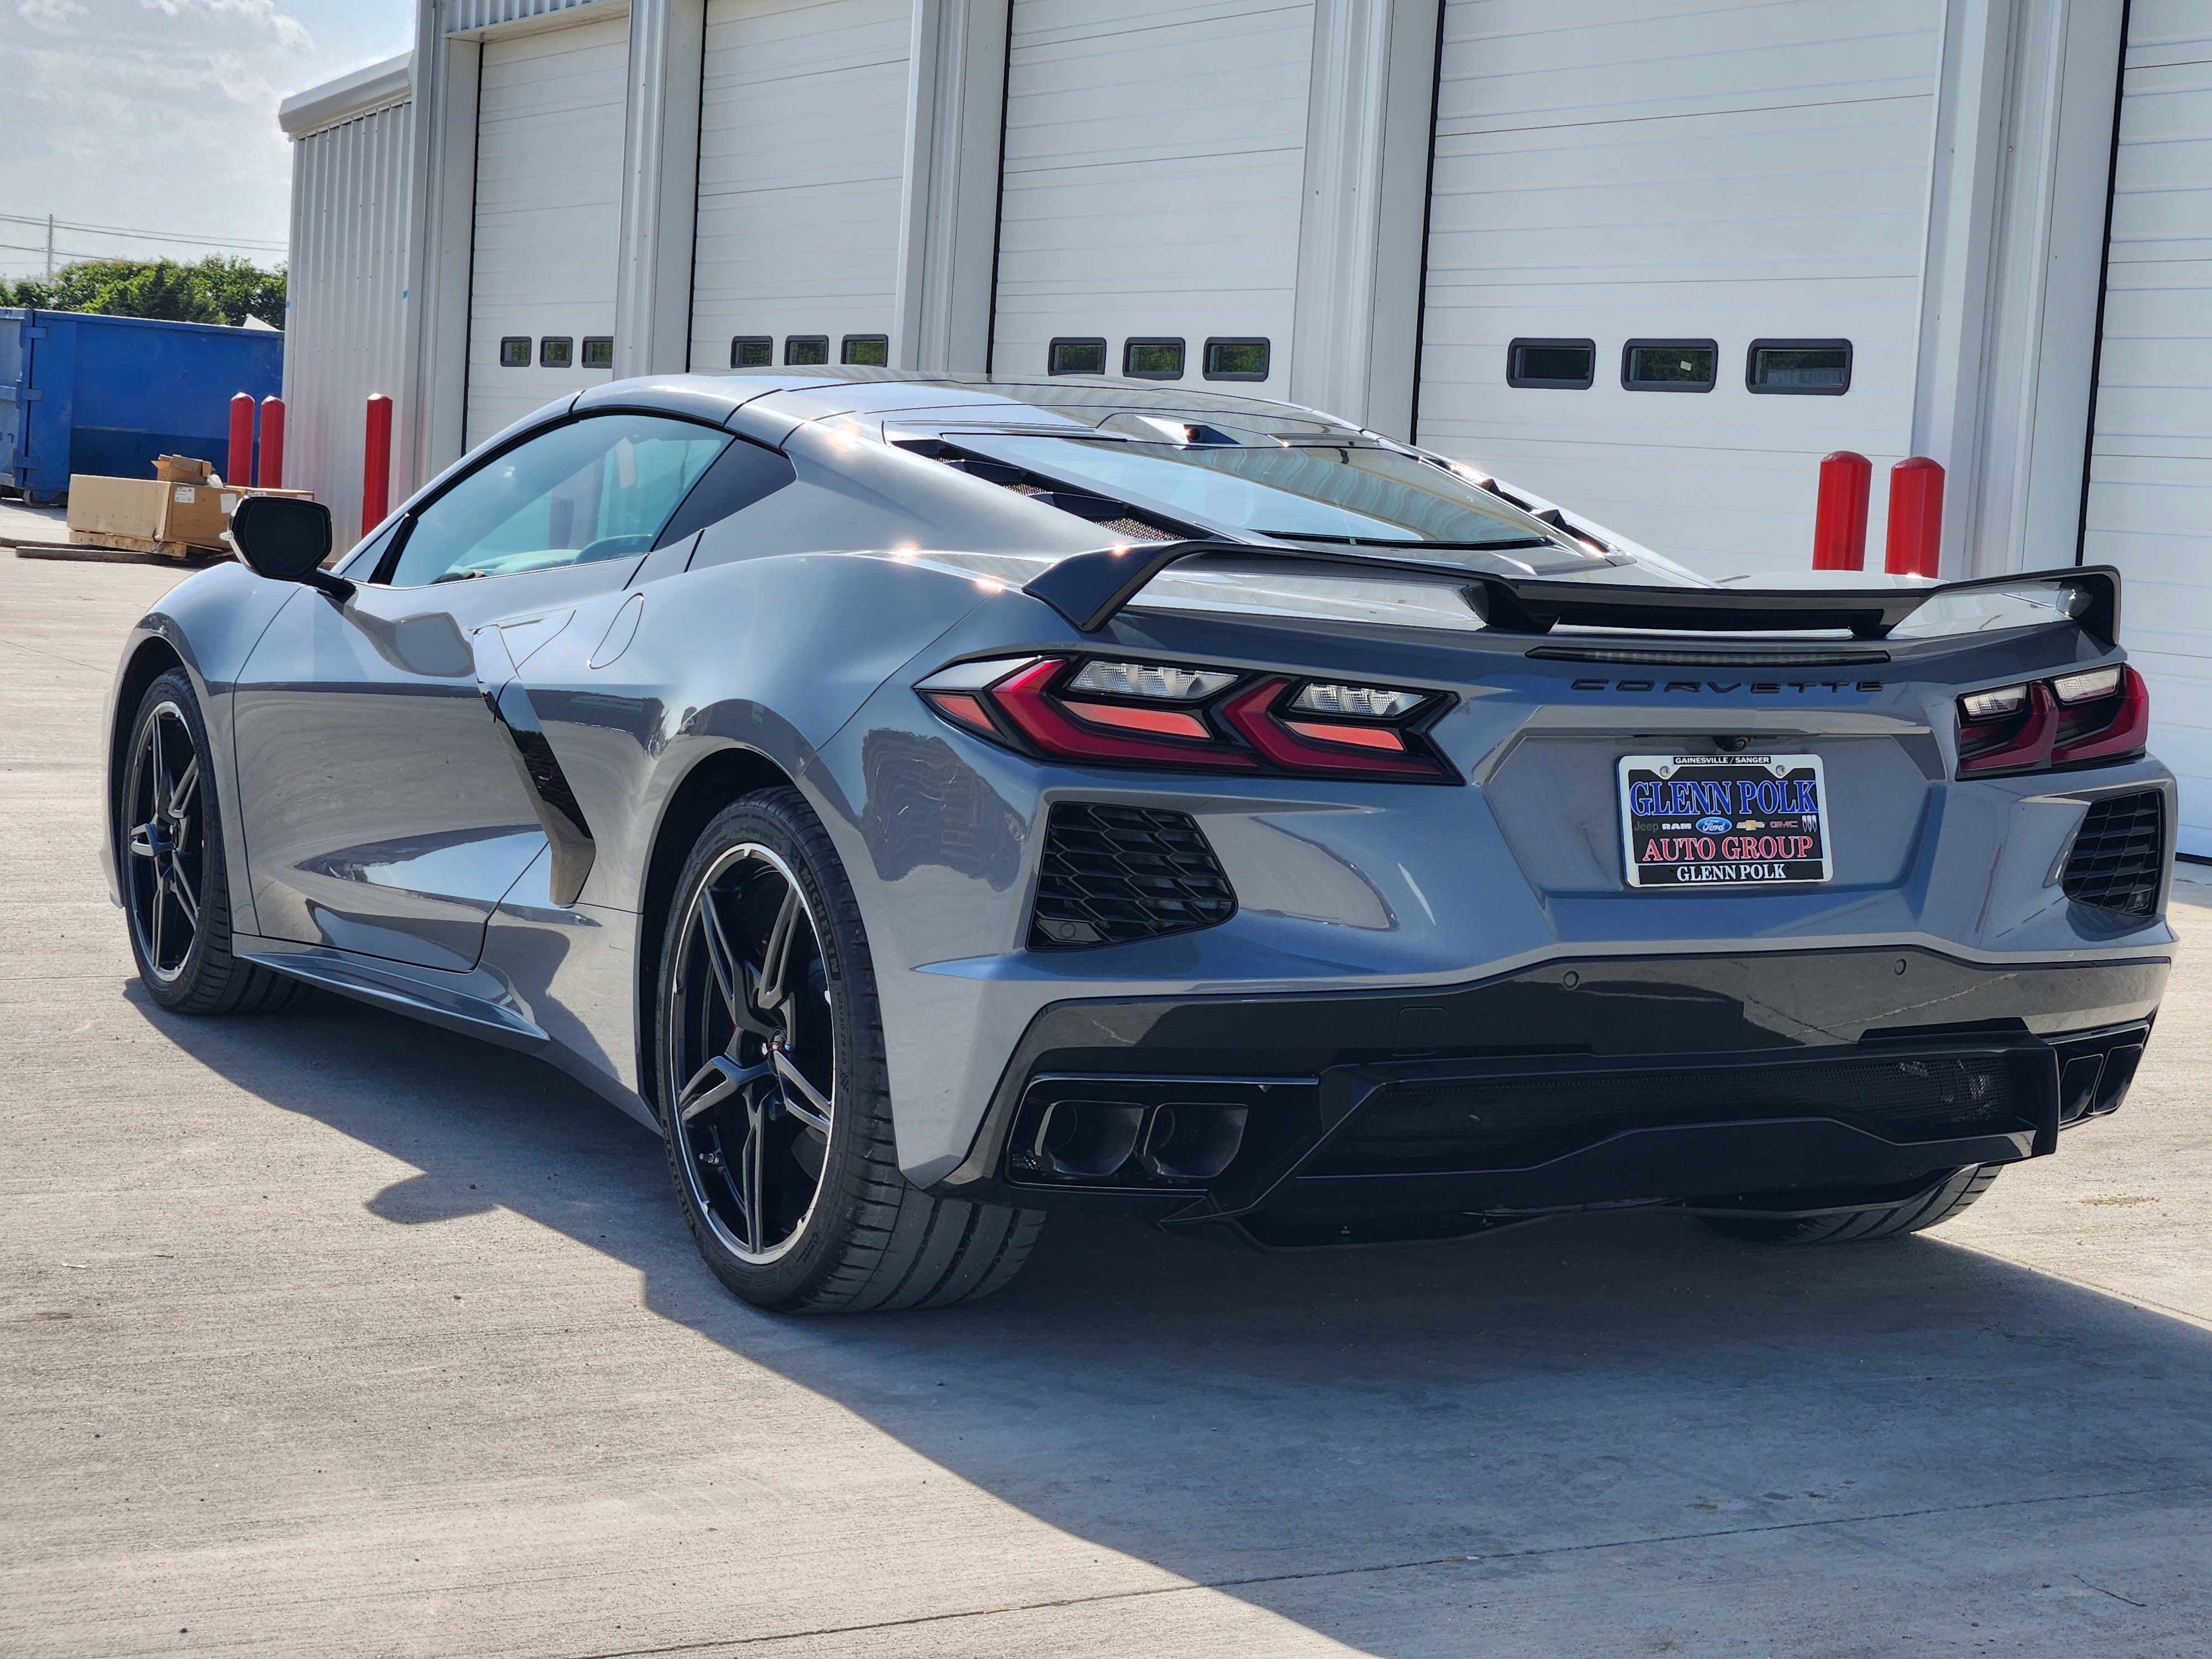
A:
229,495,352,599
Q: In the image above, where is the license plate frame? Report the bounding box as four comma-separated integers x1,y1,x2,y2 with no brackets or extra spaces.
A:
1618,752,1832,890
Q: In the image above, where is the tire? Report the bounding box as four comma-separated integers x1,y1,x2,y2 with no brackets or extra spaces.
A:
121,670,312,1016
655,786,1044,1313
1699,1164,2001,1246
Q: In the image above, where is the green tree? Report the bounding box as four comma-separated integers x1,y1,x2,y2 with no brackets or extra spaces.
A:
2,256,284,329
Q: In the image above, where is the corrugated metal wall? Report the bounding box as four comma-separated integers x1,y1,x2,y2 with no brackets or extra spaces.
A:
285,96,415,551
444,0,618,35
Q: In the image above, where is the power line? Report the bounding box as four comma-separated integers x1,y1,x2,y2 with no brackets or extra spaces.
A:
0,211,287,253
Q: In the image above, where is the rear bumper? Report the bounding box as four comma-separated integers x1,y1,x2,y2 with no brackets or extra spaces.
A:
931,945,2166,1240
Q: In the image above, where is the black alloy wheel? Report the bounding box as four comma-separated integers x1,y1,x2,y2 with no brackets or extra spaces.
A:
657,788,1045,1312
120,669,309,1015
666,839,838,1264
124,696,205,987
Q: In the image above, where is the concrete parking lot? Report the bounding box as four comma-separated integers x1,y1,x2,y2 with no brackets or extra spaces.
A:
3,532,2209,1658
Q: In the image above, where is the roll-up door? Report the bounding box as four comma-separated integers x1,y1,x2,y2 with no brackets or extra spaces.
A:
1415,0,1941,579
992,0,1313,393
2082,11,2212,856
688,0,913,372
465,14,629,447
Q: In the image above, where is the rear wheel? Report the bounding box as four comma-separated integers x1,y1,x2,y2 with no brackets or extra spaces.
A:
1699,1165,2001,1245
122,670,310,1016
656,787,1043,1312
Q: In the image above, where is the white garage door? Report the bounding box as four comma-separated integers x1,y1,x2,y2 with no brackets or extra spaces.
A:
992,0,1312,394
466,14,629,447
688,0,913,373
2082,6,2212,857
1415,0,1941,579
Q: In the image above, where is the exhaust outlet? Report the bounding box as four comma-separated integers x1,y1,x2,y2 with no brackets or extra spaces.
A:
1032,1099,1144,1179
1141,1104,1248,1181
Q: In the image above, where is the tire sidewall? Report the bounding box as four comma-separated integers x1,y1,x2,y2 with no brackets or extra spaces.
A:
655,790,886,1309
124,669,227,1010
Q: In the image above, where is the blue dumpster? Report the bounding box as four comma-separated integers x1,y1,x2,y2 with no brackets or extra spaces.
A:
0,309,284,504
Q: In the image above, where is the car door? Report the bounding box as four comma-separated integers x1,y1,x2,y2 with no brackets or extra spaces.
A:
232,410,734,972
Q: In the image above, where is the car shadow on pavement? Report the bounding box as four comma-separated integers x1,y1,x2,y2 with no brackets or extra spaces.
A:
132,982,2212,1655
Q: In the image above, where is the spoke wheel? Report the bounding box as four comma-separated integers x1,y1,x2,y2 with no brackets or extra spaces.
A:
656,789,1046,1313
124,699,205,985
666,841,836,1266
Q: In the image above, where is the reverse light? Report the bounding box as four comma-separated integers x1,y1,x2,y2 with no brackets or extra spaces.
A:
1290,682,1426,719
915,656,1454,780
1959,685,2028,721
1068,660,1235,700
1957,665,2147,777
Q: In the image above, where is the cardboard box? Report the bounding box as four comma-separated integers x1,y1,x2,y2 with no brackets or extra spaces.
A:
153,454,217,485
67,474,314,554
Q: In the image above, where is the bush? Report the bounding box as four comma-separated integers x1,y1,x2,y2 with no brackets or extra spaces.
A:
2,257,284,330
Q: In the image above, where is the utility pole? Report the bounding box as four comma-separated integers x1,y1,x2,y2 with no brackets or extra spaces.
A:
44,215,53,279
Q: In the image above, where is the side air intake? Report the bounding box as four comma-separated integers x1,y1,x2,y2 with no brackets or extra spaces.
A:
1029,802,1235,948
2062,791,2163,917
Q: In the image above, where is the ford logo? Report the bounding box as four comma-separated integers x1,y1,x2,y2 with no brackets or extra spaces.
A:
1694,815,1733,835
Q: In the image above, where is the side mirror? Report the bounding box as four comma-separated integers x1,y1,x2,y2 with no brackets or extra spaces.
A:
228,495,352,599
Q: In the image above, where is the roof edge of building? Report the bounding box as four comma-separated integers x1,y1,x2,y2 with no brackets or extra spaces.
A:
279,51,414,139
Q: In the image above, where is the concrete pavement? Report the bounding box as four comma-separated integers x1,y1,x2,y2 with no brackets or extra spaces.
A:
2,544,2208,1658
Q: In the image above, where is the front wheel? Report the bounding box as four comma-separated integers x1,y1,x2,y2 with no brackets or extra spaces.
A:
656,787,1043,1312
1700,1165,2001,1245
121,669,310,1016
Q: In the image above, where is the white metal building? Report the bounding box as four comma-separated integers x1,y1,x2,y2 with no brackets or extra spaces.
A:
278,0,2211,851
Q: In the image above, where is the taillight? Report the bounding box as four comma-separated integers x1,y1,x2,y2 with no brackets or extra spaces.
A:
1957,665,2147,777
916,656,1455,781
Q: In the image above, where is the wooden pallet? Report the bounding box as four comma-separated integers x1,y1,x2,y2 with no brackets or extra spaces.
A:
69,528,215,559
7,539,222,567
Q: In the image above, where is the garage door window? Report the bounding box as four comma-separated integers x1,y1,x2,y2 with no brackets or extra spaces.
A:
1506,338,1595,389
381,414,734,587
540,337,574,369
1747,340,1851,394
1204,338,1270,382
1124,339,1185,380
731,336,773,368
785,336,830,367
1623,340,1716,393
582,336,614,369
841,335,889,367
499,337,532,368
1050,338,1107,375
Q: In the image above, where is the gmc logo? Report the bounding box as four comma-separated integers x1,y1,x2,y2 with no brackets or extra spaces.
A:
1570,679,1886,695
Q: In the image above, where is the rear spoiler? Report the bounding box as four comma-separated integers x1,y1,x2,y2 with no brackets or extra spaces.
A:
1022,541,2121,645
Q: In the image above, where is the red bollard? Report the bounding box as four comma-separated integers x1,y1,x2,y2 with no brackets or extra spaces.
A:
227,392,255,488
363,393,393,533
1812,450,1872,571
1884,456,1945,577
257,396,285,489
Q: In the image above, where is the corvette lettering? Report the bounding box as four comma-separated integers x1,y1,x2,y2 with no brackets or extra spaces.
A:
1571,679,1884,694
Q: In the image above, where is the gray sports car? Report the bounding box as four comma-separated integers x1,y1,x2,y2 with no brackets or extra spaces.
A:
103,370,2173,1311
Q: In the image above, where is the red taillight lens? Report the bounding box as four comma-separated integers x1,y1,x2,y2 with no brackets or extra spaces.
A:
1219,680,1445,778
2052,665,2148,765
1958,681,2058,775
917,657,1454,780
989,659,1260,770
1956,665,2147,777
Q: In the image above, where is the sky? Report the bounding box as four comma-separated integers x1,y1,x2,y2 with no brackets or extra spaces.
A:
1,0,415,280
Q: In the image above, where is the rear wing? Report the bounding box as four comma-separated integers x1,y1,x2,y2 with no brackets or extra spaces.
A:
1022,541,2121,646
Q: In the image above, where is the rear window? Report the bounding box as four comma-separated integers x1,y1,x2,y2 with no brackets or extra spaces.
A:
947,431,1576,554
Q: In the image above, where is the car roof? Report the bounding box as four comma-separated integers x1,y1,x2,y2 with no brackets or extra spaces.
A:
573,368,1371,439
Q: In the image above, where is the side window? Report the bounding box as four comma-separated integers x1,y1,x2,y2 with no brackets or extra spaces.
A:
383,414,733,588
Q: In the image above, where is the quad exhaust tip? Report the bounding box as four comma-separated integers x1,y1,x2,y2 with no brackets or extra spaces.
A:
1012,1091,1253,1188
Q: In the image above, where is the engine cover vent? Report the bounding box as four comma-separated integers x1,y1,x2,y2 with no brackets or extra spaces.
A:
1029,803,1236,948
2062,791,2164,917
